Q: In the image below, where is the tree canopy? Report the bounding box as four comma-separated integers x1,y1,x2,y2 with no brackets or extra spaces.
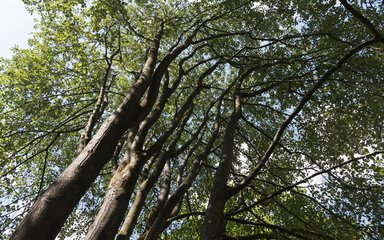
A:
1,0,383,239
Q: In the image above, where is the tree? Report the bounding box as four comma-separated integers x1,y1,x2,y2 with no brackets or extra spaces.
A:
1,0,383,239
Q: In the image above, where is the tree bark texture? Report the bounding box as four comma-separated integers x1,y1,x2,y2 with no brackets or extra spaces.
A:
86,81,199,239
84,150,147,240
115,150,175,239
201,92,241,240
11,21,164,240
143,102,221,240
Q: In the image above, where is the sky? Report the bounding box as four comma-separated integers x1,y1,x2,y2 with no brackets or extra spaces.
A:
0,0,35,59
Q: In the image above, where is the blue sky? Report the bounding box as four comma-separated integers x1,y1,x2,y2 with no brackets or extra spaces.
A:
0,0,34,58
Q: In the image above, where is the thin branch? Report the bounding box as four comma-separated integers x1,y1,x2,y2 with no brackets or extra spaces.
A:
227,150,384,216
339,0,383,40
227,37,382,198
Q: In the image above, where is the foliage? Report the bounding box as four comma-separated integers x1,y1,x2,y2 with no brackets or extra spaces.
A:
1,0,383,239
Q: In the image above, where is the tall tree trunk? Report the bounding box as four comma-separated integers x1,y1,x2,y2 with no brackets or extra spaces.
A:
121,110,207,240
142,101,221,240
86,82,201,239
10,22,163,240
143,138,217,240
115,155,172,240
141,161,172,234
115,111,197,240
201,92,241,240
84,149,148,240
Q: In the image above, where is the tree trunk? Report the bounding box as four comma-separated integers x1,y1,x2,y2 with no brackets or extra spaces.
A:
143,103,221,240
84,150,147,240
116,105,201,239
10,22,163,240
143,156,204,240
86,76,200,239
115,153,172,240
201,92,241,240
